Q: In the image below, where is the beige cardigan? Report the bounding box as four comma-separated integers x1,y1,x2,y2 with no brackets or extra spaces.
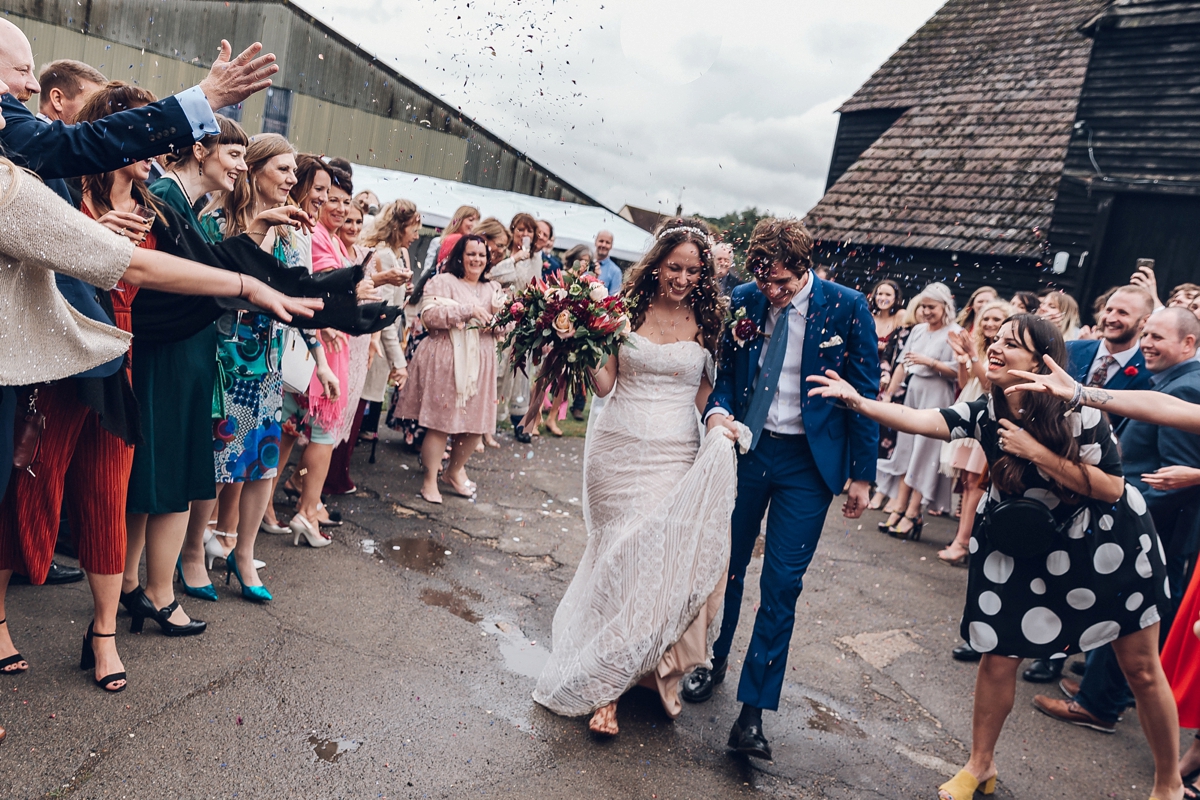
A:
360,246,408,403
0,163,134,385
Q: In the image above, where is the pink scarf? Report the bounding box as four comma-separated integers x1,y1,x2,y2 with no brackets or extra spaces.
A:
306,224,351,433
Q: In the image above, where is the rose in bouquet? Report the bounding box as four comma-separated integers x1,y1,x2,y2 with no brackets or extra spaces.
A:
492,266,631,414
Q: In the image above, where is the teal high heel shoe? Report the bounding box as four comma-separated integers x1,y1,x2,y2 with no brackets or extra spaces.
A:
225,548,272,603
176,556,218,602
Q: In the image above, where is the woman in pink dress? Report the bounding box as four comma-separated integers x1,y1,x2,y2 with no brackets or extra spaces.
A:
395,235,502,504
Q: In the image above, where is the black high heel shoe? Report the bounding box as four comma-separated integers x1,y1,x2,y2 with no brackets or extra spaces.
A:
127,592,207,637
80,621,126,693
119,586,157,619
889,514,924,541
878,511,902,532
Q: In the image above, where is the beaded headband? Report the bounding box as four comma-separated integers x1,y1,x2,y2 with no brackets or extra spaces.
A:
656,225,711,242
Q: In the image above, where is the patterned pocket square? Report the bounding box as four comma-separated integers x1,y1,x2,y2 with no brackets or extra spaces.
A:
818,335,844,349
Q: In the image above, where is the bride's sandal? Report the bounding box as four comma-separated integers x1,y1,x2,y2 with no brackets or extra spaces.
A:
938,769,996,800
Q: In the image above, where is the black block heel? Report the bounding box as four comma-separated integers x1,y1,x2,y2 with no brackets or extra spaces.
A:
80,621,126,693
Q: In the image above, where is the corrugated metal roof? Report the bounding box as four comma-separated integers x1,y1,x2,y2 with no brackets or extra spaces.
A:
806,0,1109,259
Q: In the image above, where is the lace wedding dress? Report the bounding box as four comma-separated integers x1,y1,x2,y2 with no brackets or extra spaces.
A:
533,333,738,718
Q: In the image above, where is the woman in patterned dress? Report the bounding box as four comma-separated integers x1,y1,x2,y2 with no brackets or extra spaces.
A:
810,313,1182,800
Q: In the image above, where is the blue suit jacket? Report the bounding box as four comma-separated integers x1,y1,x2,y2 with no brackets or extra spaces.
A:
1065,338,1153,430
1120,359,1200,533
0,93,195,378
707,277,880,494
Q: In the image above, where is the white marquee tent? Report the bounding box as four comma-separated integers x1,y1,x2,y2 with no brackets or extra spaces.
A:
351,164,651,262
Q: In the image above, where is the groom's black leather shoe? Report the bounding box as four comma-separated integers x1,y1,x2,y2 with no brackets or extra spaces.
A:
681,658,727,703
1023,657,1063,683
728,721,772,760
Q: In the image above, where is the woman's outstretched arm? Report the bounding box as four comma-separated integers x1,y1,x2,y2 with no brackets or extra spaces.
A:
808,370,951,441
1009,355,1200,435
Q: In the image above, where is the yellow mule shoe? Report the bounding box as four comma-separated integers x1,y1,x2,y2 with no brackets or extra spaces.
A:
938,768,996,799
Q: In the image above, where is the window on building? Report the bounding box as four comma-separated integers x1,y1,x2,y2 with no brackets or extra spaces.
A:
216,102,243,123
262,87,292,137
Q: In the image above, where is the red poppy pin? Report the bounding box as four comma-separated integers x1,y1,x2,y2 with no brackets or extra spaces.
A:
1124,365,1139,377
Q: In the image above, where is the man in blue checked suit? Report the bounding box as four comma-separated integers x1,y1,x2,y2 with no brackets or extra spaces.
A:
681,218,879,760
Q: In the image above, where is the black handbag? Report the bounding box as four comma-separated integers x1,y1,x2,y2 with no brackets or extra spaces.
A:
982,496,1082,558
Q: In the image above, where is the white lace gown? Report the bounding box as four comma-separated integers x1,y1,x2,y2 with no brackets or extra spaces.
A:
533,333,738,718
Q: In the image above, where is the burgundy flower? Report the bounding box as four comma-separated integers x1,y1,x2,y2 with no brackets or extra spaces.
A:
733,318,760,345
509,301,525,321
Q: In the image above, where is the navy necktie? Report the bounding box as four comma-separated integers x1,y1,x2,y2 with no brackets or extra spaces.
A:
745,305,790,449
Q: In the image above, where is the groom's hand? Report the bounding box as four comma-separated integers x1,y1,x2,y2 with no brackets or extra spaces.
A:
843,480,870,519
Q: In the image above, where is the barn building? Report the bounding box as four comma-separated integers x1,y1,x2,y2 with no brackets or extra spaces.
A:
805,0,1200,316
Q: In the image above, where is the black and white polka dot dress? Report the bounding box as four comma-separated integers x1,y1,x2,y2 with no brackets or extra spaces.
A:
940,396,1168,660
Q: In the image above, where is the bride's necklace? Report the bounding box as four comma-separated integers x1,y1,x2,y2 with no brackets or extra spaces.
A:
647,296,692,340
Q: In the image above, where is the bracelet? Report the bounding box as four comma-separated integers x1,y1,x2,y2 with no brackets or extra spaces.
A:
1065,381,1084,415
238,274,246,300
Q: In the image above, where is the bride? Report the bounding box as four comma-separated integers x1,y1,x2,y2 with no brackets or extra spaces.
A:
531,218,740,735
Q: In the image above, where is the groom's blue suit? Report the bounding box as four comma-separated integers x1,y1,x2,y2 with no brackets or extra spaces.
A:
706,276,879,710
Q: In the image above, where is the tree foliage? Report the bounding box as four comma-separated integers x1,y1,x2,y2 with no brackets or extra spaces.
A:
702,207,768,277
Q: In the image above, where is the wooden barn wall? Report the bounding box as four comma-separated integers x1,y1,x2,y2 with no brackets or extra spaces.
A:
824,108,909,192
1049,21,1200,305
3,1,595,205
815,242,1066,310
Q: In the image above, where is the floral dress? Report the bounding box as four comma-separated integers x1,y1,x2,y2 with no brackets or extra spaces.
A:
202,213,311,483
941,396,1167,659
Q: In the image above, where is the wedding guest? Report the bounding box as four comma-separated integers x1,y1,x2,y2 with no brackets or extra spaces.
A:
414,204,478,295
472,216,511,446
394,235,503,504
354,200,418,450
36,59,104,123
0,140,319,694
536,219,562,279
1033,308,1200,737
561,244,593,272
875,283,959,537
940,300,1011,564
811,314,1182,800
200,135,340,593
494,213,539,441
1010,291,1040,315
867,280,904,506
1039,290,1082,341
595,230,622,296
713,242,738,297
1170,283,1200,309
957,286,998,334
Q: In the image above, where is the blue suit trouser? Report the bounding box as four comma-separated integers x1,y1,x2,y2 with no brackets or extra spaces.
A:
712,433,834,710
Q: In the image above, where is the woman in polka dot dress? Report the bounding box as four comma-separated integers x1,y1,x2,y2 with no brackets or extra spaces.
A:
810,313,1182,800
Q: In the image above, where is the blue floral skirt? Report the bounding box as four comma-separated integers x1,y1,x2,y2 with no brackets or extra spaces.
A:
214,371,283,483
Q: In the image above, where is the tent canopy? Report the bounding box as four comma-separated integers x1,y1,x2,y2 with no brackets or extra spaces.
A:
352,164,651,262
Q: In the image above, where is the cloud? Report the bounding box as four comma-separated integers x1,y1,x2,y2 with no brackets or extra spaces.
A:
298,0,942,217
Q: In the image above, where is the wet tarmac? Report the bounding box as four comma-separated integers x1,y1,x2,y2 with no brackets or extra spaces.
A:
0,427,1183,798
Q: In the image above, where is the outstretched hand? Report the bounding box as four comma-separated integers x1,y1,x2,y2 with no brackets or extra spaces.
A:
242,277,321,323
1004,355,1075,400
199,40,279,110
252,205,314,235
807,369,862,409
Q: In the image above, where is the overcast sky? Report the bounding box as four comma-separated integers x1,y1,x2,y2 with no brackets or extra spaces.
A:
300,0,942,218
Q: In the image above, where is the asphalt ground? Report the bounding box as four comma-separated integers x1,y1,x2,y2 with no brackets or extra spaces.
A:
0,426,1180,799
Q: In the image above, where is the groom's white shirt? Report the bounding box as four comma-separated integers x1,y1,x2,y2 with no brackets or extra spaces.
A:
708,276,813,434
759,278,812,435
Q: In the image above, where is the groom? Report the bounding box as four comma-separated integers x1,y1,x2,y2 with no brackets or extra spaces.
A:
684,218,879,759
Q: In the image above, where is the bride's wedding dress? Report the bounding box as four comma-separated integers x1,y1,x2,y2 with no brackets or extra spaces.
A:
533,332,738,718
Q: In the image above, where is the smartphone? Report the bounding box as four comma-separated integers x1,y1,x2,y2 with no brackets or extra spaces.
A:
1136,258,1155,272
357,248,376,267
522,235,532,251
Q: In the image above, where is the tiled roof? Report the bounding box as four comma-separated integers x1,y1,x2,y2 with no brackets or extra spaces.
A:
805,0,1109,259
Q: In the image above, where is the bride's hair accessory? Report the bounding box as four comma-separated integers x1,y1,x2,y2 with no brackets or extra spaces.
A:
656,225,711,242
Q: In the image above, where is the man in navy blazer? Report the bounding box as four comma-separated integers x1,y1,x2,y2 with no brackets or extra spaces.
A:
681,218,879,759
1033,308,1200,733
0,20,279,353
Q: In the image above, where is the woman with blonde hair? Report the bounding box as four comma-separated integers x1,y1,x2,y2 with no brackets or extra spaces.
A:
875,282,960,538
1038,290,1082,341
940,299,1012,564
956,285,999,333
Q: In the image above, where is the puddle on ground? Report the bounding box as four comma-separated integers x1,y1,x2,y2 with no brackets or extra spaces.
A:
384,537,446,573
805,697,865,738
308,735,360,763
480,617,549,679
421,585,483,623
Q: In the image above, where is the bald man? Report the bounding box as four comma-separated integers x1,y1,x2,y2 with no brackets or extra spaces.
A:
594,230,622,296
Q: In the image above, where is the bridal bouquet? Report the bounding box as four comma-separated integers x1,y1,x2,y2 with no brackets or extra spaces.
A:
494,267,631,399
